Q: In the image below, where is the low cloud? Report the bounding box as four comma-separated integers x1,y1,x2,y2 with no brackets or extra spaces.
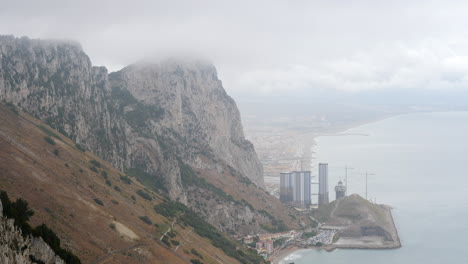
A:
2,1,468,94
238,42,468,93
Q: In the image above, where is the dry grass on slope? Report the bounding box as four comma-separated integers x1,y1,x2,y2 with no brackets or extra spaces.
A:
0,103,240,264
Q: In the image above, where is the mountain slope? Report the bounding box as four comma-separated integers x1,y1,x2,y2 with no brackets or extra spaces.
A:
109,61,264,189
0,35,311,237
0,103,263,263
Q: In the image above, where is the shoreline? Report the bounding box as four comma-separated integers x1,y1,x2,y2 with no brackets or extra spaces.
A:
266,114,405,263
269,246,301,264
272,206,401,263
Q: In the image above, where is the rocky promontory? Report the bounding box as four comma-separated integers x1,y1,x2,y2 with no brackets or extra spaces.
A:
313,194,401,249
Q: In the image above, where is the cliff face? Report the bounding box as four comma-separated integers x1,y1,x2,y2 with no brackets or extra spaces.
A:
109,61,264,188
0,35,306,236
0,36,263,192
0,35,127,169
0,202,65,264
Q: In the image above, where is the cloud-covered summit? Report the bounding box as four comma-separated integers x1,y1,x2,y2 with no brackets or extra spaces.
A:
2,0,468,93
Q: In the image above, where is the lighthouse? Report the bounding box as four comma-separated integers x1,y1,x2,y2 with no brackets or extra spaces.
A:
335,180,346,200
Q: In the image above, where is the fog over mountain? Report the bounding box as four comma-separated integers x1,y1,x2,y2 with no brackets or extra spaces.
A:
3,0,468,105
3,1,468,264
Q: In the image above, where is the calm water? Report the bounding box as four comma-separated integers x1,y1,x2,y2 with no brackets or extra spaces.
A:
282,112,468,264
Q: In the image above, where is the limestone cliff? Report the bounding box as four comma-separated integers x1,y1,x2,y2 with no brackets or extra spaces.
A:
0,35,307,236
109,61,264,188
0,35,262,188
0,35,129,170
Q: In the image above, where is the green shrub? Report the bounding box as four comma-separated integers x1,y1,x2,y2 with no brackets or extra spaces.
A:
44,136,56,145
191,248,204,259
139,216,152,225
89,166,98,173
167,231,176,238
38,125,61,139
0,191,81,264
119,175,132,184
301,231,317,239
89,160,102,168
105,180,112,186
136,189,152,201
190,260,204,264
75,143,86,152
33,224,81,264
125,168,166,193
154,201,265,264
162,236,170,247
93,198,104,206
179,163,234,202
114,186,122,192
171,239,180,246
53,149,59,156
0,191,34,234
154,201,188,218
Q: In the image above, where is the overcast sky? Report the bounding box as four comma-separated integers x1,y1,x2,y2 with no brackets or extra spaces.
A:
2,0,468,95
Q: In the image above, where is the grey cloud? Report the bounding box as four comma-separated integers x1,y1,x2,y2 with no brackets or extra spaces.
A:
2,0,468,93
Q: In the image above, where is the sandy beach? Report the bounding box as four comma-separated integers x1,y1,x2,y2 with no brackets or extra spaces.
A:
270,246,302,264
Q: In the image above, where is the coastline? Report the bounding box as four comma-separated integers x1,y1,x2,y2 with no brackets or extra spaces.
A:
265,114,406,264
272,206,401,263
328,206,401,250
270,246,301,264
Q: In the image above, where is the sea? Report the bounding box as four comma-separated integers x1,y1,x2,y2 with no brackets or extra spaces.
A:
281,111,468,264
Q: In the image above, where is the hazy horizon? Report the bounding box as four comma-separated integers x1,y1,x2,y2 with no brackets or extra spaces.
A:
2,2,468,264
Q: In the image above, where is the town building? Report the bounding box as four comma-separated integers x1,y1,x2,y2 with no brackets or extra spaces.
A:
243,235,254,244
256,240,274,254
318,163,329,207
279,171,311,206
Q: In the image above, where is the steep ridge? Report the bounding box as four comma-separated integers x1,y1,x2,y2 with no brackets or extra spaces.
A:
0,103,264,263
0,35,310,236
109,61,264,189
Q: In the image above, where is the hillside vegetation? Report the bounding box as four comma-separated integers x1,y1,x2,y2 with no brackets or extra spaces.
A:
0,35,310,237
0,103,267,264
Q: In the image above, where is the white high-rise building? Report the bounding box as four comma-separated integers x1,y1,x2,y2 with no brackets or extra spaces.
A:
280,171,311,206
318,163,329,207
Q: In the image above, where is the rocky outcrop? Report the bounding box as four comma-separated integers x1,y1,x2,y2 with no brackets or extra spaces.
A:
0,35,269,235
0,35,263,187
0,201,65,264
109,61,264,188
0,35,126,168
314,194,401,248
